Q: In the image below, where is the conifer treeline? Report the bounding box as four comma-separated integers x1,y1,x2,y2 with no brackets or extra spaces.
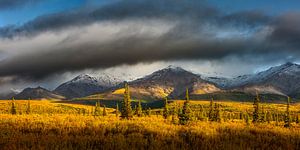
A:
8,83,298,128
116,83,297,127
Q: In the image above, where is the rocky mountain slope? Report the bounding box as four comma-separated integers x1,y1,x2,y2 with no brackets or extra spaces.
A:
206,62,300,97
54,73,123,99
100,66,221,100
14,86,65,100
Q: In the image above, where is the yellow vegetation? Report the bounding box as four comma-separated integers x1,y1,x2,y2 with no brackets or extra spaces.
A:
0,100,300,149
112,88,125,94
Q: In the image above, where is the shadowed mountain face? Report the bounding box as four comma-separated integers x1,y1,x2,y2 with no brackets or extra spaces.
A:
204,62,300,97
230,62,300,96
14,86,65,100
54,74,123,99
103,66,220,100
8,63,300,101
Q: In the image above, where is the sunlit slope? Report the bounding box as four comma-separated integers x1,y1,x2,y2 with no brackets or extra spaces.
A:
0,100,114,114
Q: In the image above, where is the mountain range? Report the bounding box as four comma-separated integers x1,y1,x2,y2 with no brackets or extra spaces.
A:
5,62,300,102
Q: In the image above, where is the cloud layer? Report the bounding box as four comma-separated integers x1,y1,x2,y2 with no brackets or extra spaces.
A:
0,0,40,10
0,0,299,79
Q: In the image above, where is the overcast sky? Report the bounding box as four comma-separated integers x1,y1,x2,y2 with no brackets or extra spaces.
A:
0,0,300,92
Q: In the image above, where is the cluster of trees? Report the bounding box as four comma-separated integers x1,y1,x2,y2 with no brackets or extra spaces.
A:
9,98,31,115
8,82,298,128
116,83,297,127
252,93,294,128
93,100,107,117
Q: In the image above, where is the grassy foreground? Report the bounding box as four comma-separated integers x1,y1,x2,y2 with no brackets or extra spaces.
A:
1,115,300,150
0,100,300,150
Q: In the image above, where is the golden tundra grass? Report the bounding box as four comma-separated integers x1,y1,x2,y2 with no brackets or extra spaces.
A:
0,100,300,150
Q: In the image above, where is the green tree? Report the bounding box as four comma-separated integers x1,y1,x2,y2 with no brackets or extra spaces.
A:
266,111,271,123
146,108,152,116
120,82,133,119
26,98,31,114
213,103,221,122
284,96,291,128
163,97,169,119
135,100,143,117
296,114,299,124
115,103,119,117
94,100,101,116
275,113,279,126
11,97,17,115
252,92,260,123
245,113,250,126
179,88,192,125
208,98,214,121
172,103,178,124
103,105,107,116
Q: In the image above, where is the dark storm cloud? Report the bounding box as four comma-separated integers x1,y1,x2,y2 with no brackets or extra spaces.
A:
0,0,40,10
0,0,268,38
0,0,299,79
268,13,300,49
0,30,263,78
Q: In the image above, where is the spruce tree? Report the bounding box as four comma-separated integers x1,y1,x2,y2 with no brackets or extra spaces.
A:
120,82,133,119
208,98,214,121
284,96,291,128
266,111,271,123
252,92,260,123
26,98,31,115
213,103,221,122
11,97,17,115
198,104,204,121
245,113,250,126
172,103,178,124
260,106,266,123
296,114,299,124
146,108,152,116
275,113,279,126
115,103,119,117
103,105,107,116
163,97,169,119
94,100,101,116
179,88,192,125
135,100,143,117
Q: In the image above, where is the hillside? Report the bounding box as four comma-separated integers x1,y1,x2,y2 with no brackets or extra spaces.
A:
14,86,65,100
83,66,220,101
54,74,123,99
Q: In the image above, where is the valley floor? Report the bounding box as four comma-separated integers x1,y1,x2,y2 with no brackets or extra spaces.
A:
0,100,300,150
0,114,300,150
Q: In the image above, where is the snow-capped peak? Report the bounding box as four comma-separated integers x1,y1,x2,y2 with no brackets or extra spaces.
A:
165,65,186,72
205,62,300,88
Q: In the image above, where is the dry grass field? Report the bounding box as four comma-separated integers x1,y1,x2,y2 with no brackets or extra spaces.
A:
0,100,300,150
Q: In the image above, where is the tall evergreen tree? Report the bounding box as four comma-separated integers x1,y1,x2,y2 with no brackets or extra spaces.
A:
245,113,250,126
208,98,214,121
179,88,192,125
26,98,31,114
103,105,107,116
172,103,178,124
252,92,260,123
163,97,169,119
260,105,266,122
284,96,291,128
120,82,133,119
115,103,119,117
266,111,271,123
135,100,143,117
11,97,17,115
146,108,152,116
94,100,101,116
275,113,279,126
213,103,221,122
